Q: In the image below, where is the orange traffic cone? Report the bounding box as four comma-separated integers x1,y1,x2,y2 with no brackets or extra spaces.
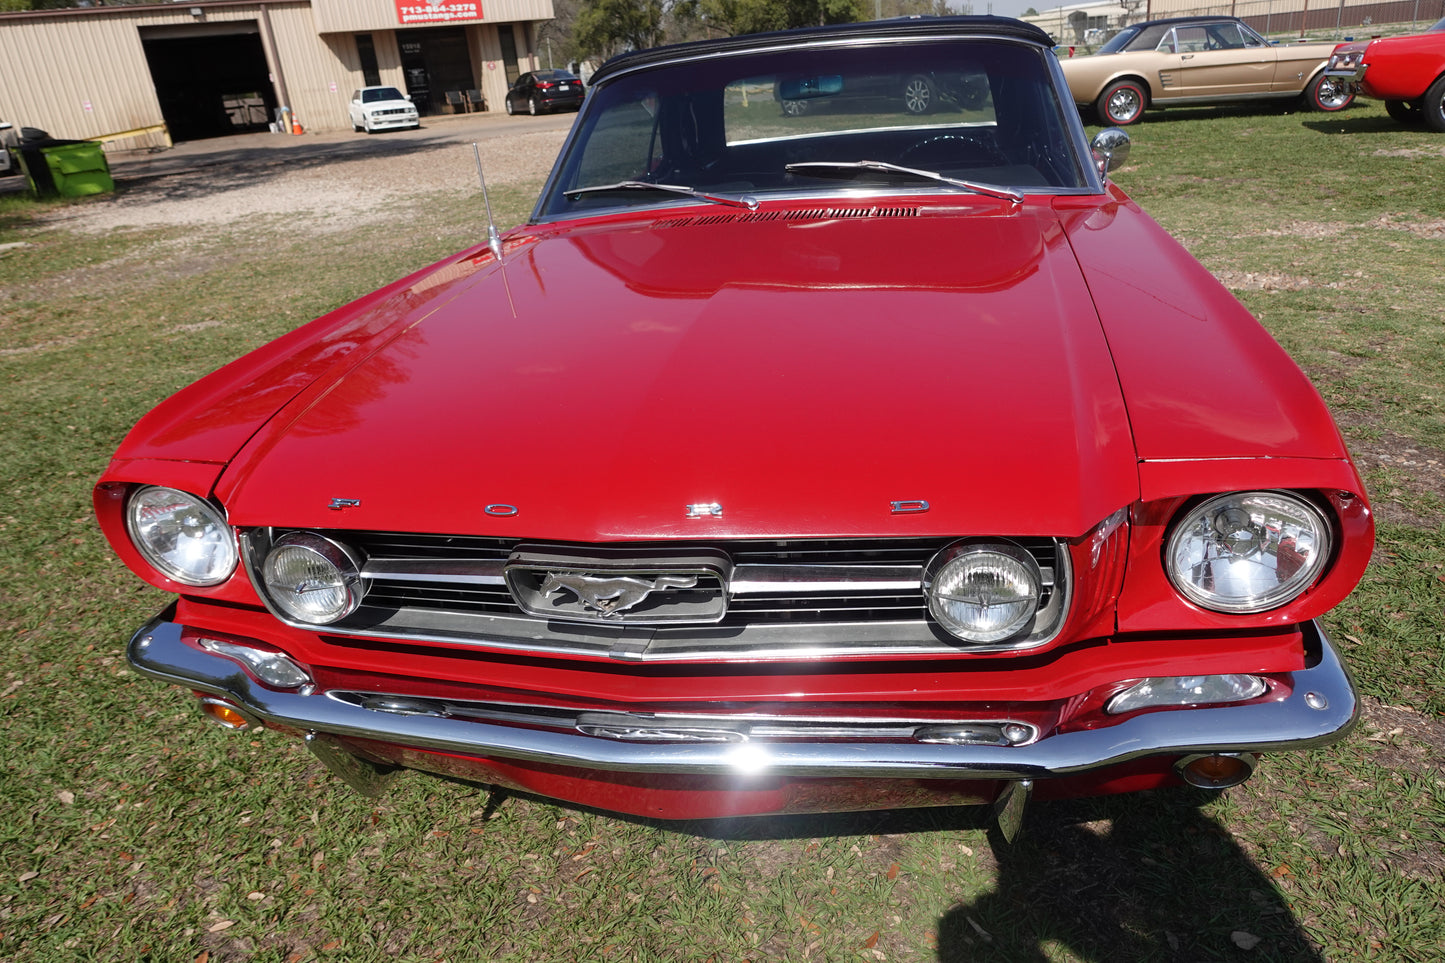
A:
291,113,304,135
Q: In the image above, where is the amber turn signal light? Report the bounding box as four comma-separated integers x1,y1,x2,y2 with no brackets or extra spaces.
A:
1176,752,1256,789
197,697,251,730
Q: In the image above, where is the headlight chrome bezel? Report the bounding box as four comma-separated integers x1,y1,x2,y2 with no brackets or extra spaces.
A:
1165,490,1333,614
124,485,238,587
261,532,369,625
924,539,1045,645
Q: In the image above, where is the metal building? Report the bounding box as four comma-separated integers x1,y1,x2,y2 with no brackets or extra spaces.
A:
0,0,555,152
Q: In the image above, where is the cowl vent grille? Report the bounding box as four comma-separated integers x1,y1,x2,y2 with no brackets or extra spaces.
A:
655,206,918,230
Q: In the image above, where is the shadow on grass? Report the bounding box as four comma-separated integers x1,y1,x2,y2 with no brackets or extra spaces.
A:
103,126,520,204
936,789,1324,962
1301,115,1414,135
475,777,1322,960
1102,101,1331,128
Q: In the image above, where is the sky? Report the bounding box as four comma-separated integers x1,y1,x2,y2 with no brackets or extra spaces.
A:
974,0,1044,18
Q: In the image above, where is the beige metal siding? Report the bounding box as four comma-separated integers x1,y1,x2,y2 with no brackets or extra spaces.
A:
263,3,357,134
476,23,541,110
313,0,554,34
0,2,439,148
0,3,323,150
0,14,170,151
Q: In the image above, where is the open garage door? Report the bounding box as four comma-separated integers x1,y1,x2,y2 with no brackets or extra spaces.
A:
142,23,275,142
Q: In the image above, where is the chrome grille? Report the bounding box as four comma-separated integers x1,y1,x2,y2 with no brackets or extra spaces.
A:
241,531,1070,662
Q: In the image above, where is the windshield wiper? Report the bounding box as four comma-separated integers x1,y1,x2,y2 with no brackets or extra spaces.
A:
564,180,759,211
785,160,1023,204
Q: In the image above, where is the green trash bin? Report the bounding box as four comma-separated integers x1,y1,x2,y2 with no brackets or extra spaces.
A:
40,141,114,197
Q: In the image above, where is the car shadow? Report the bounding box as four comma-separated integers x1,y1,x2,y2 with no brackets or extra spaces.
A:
933,790,1325,962
1300,114,1412,135
1094,102,1357,129
468,779,1322,960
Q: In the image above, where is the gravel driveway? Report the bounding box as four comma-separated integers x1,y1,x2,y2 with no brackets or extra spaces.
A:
25,111,572,235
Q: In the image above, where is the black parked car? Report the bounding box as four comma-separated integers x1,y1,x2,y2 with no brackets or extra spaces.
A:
775,69,990,116
504,70,586,115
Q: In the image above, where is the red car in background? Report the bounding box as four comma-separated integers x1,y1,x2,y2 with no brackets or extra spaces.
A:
1327,16,1445,128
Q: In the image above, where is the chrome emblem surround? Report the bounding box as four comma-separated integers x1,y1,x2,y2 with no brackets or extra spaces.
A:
505,546,732,625
685,502,723,518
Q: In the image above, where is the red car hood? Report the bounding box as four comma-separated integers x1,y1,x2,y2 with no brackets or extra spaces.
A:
216,203,1139,540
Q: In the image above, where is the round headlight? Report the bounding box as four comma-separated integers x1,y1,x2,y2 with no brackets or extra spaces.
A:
925,541,1042,644
1166,491,1332,613
262,533,367,625
125,486,237,586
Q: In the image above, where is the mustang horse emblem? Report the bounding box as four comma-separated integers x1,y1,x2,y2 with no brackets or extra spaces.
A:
540,572,699,618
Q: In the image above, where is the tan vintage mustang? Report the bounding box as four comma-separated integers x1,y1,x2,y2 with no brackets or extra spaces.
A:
1059,15,1352,124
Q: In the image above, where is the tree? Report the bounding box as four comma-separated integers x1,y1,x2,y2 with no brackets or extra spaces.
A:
678,0,863,38
1022,6,1038,15
535,0,585,68
574,0,668,60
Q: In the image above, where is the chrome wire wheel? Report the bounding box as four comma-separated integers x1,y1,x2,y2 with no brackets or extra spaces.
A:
1098,80,1145,125
1311,74,1353,111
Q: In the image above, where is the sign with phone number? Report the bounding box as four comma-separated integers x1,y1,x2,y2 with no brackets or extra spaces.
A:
395,1,483,24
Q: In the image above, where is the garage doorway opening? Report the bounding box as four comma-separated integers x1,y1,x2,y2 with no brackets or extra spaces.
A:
398,26,475,116
142,24,276,142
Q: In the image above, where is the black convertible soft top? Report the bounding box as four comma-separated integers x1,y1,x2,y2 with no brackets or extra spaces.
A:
588,16,1056,86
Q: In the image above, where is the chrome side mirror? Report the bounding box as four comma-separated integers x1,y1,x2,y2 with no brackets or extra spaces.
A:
1090,128,1132,179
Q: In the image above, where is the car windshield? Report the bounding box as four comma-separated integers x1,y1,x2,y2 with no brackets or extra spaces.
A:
362,87,405,103
1430,15,1445,31
536,37,1087,219
536,70,578,81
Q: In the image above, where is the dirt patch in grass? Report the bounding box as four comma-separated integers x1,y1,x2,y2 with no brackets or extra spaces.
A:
1360,698,1445,778
1332,415,1445,527
1249,216,1445,242
1372,146,1445,159
1213,269,1340,292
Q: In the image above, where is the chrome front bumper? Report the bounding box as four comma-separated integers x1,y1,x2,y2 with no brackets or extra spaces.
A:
127,612,1358,783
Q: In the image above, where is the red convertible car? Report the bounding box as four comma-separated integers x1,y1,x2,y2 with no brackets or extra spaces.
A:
98,17,1372,836
1327,16,1445,129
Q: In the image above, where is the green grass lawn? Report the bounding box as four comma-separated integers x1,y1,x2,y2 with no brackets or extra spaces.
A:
1,99,1442,962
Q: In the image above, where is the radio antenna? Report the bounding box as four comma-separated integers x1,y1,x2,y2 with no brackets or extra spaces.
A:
472,142,504,262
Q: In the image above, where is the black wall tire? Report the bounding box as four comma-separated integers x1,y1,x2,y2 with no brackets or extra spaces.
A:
1385,98,1424,124
1307,73,1354,112
1423,75,1445,132
1096,80,1146,125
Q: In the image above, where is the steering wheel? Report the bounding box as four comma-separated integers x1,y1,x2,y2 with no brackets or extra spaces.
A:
898,133,1007,170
